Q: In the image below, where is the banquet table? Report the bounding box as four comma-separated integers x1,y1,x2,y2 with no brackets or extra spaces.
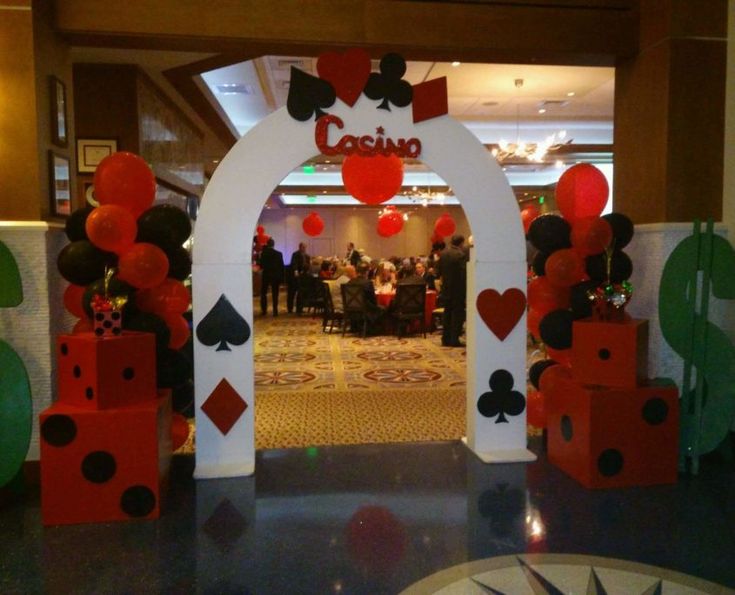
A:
376,289,437,329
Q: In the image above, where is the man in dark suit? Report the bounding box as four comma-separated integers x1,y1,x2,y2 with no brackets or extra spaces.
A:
287,242,310,313
346,242,362,267
346,262,386,328
437,234,468,347
258,237,284,316
413,261,436,290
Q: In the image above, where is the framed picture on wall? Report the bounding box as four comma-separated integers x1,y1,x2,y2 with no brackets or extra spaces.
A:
49,76,68,147
49,151,72,217
76,138,117,173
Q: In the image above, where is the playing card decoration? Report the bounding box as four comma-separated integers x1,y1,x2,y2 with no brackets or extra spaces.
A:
412,77,448,124
364,53,413,111
476,288,526,341
286,67,336,122
477,369,526,423
316,48,371,107
196,294,251,352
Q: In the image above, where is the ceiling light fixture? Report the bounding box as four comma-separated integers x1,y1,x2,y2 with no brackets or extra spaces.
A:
451,61,461,67
491,78,571,164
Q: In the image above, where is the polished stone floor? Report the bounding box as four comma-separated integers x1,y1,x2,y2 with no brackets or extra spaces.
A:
1,437,734,594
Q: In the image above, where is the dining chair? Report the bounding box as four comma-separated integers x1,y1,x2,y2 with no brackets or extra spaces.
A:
321,281,344,334
391,283,427,338
340,283,369,338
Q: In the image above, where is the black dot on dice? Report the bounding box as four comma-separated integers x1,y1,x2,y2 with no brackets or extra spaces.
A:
598,448,624,477
94,328,104,336
120,485,156,517
112,327,121,336
561,415,573,441
41,415,77,447
85,387,94,400
598,348,611,360
642,397,668,425
60,343,68,356
103,320,112,329
122,367,135,380
95,312,104,322
111,311,121,321
73,365,81,378
81,451,117,483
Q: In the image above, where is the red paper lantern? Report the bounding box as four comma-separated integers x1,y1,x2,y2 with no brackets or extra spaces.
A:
570,216,613,256
342,154,404,205
555,163,609,224
85,204,137,255
521,204,541,234
527,277,570,315
118,243,169,289
302,212,324,237
93,152,156,218
545,248,586,288
434,213,456,237
377,209,404,237
346,506,407,574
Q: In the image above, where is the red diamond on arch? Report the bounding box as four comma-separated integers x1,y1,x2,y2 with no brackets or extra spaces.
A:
201,379,248,435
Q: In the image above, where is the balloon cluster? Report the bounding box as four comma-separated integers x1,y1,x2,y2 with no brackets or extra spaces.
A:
525,164,635,428
377,205,404,237
58,152,195,419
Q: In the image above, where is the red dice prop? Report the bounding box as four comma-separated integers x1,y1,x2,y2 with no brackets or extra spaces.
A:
57,332,156,410
571,318,649,389
40,394,171,526
93,309,122,337
546,376,679,489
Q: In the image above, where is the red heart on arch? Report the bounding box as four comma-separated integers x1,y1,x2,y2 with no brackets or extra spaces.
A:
476,288,526,341
317,48,371,107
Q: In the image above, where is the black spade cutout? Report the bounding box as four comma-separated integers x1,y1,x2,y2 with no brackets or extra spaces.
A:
598,448,624,477
561,415,573,441
196,294,251,352
477,369,526,423
81,451,117,483
41,414,77,447
120,485,156,517
287,67,336,121
642,397,669,425
364,53,413,111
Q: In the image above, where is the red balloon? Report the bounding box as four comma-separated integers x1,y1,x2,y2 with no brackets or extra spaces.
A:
346,506,407,574
302,212,324,237
256,225,265,234
545,248,586,288
63,284,87,318
85,204,137,254
377,210,404,237
527,308,543,340
162,311,191,350
72,318,94,334
527,277,570,315
539,363,572,394
546,347,572,367
342,154,404,205
555,163,609,224
171,413,190,451
526,388,546,428
256,232,269,247
118,243,169,289
137,278,190,315
93,152,156,218
521,204,541,234
570,216,613,256
434,213,456,237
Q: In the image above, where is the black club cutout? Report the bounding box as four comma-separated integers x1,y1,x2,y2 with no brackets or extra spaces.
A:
477,369,526,423
364,53,413,111
598,348,611,360
642,398,668,425
120,485,156,517
561,415,573,441
73,365,81,378
41,415,77,447
60,343,68,356
598,448,624,477
122,367,135,380
81,451,117,483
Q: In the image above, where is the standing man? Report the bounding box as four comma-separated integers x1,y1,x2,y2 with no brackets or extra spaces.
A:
258,237,284,317
437,234,468,347
346,242,361,267
287,241,310,314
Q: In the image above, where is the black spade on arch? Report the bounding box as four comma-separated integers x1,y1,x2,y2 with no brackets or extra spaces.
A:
287,67,336,122
196,294,251,352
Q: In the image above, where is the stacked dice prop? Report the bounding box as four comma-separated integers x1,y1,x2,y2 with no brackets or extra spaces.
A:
546,318,679,489
40,331,171,525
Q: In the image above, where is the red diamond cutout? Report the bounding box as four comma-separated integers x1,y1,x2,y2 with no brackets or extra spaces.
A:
201,379,248,435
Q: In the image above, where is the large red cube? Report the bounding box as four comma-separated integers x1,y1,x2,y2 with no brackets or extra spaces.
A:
546,376,679,489
40,394,171,526
571,318,648,389
56,332,157,409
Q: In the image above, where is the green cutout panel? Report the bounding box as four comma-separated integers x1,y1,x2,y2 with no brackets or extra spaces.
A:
0,339,32,487
0,240,23,307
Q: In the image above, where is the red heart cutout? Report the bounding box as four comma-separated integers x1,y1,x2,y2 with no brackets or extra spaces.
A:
317,48,371,107
476,288,526,341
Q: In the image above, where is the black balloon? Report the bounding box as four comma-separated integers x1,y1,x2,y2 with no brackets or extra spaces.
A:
586,251,633,283
123,311,171,355
570,279,599,319
137,205,192,252
602,213,634,249
539,309,575,350
57,240,115,286
65,206,94,241
172,380,194,417
158,348,193,389
527,214,571,253
82,277,134,319
167,246,192,281
529,359,558,390
531,251,549,277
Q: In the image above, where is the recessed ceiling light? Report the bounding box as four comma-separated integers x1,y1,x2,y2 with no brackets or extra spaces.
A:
538,108,546,114
567,91,575,97
451,61,461,67
215,83,255,95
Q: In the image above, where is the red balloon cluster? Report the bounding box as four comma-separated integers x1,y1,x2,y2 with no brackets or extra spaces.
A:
302,212,324,237
434,213,456,237
255,225,269,247
93,152,156,219
377,206,404,237
342,154,404,205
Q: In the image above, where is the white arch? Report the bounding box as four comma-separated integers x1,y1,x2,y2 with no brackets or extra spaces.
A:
192,97,534,478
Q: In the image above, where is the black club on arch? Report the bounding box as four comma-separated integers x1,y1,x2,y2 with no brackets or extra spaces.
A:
477,369,526,423
364,53,413,111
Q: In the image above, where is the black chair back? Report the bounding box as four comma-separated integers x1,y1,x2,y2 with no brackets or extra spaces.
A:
392,283,426,337
340,283,369,337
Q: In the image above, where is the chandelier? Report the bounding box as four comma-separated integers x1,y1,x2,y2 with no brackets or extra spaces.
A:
491,78,571,163
410,185,447,207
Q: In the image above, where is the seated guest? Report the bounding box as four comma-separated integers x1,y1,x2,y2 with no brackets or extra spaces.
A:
397,263,427,287
325,265,355,310
309,256,323,276
374,262,396,293
319,260,333,279
396,258,413,281
414,261,436,290
347,263,386,326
